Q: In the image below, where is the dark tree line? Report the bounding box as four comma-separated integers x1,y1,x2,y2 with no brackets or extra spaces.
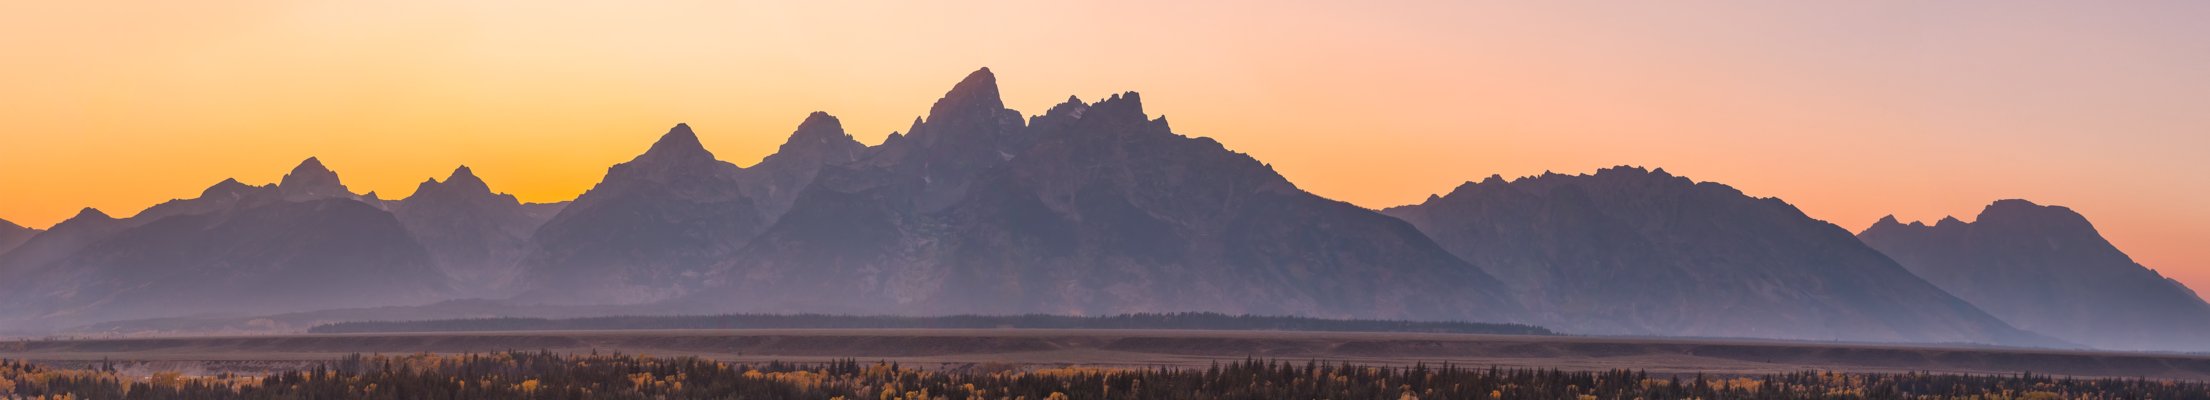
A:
307,312,1557,336
6,352,2207,400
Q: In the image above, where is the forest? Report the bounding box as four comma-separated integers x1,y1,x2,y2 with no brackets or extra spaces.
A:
6,351,2207,400
307,312,1556,336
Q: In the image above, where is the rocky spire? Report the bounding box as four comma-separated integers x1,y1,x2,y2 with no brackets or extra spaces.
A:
735,111,868,223
279,157,353,200
634,124,714,164
441,165,492,195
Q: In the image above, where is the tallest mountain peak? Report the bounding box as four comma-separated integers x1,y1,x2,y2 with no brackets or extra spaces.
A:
279,156,351,199
927,67,1005,120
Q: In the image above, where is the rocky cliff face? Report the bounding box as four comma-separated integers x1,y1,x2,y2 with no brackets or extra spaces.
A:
1859,200,2210,351
510,124,766,305
687,72,1522,322
1380,167,2055,345
390,166,564,296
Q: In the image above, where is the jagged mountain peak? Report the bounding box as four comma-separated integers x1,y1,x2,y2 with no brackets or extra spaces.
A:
280,157,338,187
279,157,353,200
1081,91,1149,124
201,178,256,197
775,112,859,157
440,165,492,194
68,207,114,222
925,68,1003,121
0,217,23,231
734,111,870,221
626,123,724,167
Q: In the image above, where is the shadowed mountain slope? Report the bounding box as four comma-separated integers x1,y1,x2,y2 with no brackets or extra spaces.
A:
1859,200,2210,351
1380,167,2055,346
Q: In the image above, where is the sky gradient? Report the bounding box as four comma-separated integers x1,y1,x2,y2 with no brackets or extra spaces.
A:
4,1,2207,291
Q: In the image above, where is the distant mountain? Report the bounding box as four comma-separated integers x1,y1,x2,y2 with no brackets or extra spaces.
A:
683,69,1522,322
509,124,766,305
0,208,131,282
1380,168,2056,346
0,218,42,259
389,166,566,296
1859,200,2210,351
0,158,456,328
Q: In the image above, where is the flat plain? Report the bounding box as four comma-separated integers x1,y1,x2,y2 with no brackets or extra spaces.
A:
5,329,2207,380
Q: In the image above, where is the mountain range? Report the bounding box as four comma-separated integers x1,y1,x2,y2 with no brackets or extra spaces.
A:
1,68,2203,350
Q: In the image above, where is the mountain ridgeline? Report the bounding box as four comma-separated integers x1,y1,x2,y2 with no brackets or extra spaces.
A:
1,67,2203,350
1378,169,2056,345
1859,200,2210,351
0,160,563,329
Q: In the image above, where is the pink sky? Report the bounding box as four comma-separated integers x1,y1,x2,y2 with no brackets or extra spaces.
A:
3,1,2206,291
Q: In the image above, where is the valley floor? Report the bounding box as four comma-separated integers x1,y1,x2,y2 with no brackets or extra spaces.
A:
4,329,2206,380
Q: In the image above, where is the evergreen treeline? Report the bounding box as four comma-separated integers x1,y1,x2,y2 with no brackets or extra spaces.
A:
6,351,2207,400
306,312,1556,336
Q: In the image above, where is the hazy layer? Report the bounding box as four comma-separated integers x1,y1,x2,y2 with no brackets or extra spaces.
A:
2,1,2204,289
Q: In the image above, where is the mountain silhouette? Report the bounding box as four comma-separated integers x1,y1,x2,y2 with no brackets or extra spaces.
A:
731,112,869,223
671,70,1521,321
509,124,767,304
0,159,456,328
0,208,131,284
388,166,566,296
0,218,40,258
10,68,2200,349
1859,200,2210,351
1380,167,2057,345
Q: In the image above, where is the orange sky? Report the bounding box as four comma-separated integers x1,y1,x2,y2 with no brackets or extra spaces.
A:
4,1,2207,292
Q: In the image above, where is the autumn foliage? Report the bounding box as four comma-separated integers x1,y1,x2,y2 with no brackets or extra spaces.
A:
2,352,2206,399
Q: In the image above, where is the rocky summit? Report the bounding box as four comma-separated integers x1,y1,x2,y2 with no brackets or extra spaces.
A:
1859,200,2210,351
